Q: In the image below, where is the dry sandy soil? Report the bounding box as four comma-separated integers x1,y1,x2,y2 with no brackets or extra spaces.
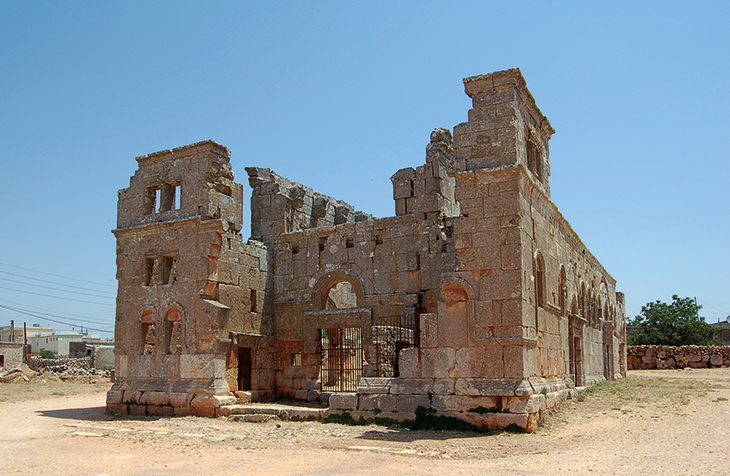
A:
1,369,729,475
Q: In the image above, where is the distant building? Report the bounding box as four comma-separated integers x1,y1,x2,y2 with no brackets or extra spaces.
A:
713,319,730,346
29,331,100,357
0,324,53,343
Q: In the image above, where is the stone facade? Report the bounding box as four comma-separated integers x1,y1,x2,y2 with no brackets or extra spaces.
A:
107,68,626,430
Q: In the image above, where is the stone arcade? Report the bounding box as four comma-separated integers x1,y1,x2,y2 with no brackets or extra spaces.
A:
106,69,626,432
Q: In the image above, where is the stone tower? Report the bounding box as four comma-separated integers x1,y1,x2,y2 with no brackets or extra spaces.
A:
107,140,271,417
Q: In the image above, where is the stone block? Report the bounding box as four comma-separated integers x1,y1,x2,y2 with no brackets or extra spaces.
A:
170,392,193,407
189,395,217,417
147,405,174,417
711,354,723,367
212,395,236,406
454,378,520,397
141,391,170,406
106,390,123,405
420,348,456,379
656,358,675,370
358,377,392,394
502,395,541,414
391,378,430,395
432,379,456,395
359,394,396,412
392,168,415,199
453,346,503,379
329,393,358,410
395,395,431,413
105,403,126,414
233,391,252,404
129,404,147,416
122,390,143,404
295,389,308,400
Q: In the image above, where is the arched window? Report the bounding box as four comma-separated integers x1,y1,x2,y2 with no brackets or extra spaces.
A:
140,310,157,355
166,307,183,354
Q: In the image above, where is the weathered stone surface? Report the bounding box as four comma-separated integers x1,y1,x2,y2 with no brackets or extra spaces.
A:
329,393,357,411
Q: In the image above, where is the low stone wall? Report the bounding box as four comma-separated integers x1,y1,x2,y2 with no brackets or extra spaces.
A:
328,376,585,433
106,388,235,417
627,345,730,370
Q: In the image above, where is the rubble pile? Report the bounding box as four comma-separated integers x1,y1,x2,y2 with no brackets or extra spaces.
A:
0,363,39,383
0,357,112,384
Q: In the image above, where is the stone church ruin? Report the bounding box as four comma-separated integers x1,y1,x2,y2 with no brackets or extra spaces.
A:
106,69,626,432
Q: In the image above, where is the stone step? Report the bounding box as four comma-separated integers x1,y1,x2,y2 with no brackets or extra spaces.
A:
220,403,328,421
227,413,279,423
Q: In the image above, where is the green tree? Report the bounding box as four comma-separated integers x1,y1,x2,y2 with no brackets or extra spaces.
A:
628,295,717,346
38,349,55,359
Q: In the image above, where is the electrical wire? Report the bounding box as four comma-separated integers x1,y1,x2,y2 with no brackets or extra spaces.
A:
0,261,115,288
0,285,114,306
0,304,113,334
0,270,116,296
697,298,729,316
0,277,115,299
0,298,113,321
0,300,113,327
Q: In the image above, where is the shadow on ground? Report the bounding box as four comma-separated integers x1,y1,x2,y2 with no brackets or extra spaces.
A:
36,406,112,421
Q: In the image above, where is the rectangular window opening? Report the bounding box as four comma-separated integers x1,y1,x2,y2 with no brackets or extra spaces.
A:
375,234,383,245
250,289,257,313
146,186,160,215
145,257,158,286
173,184,181,210
346,238,354,249
161,256,177,285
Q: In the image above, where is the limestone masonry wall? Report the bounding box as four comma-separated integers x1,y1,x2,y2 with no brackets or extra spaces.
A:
627,345,730,370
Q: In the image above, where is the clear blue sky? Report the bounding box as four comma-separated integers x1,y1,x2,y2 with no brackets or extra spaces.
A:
1,1,728,339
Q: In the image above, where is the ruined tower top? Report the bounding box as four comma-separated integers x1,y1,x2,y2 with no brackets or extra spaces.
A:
453,68,555,197
116,139,243,233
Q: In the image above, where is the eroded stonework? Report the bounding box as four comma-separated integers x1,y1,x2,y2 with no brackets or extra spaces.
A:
107,69,626,430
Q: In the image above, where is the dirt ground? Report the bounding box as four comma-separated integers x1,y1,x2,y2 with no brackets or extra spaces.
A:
1,369,729,476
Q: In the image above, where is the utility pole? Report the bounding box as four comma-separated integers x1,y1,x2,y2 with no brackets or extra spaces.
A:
23,322,28,362
10,320,14,343
695,297,699,319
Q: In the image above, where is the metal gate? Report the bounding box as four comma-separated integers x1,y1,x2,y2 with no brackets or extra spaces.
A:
320,327,363,392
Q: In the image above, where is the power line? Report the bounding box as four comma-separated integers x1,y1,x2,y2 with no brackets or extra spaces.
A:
0,261,116,288
0,270,116,295
0,277,116,300
0,301,114,327
0,304,113,334
0,298,113,321
697,298,729,316
0,285,115,306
